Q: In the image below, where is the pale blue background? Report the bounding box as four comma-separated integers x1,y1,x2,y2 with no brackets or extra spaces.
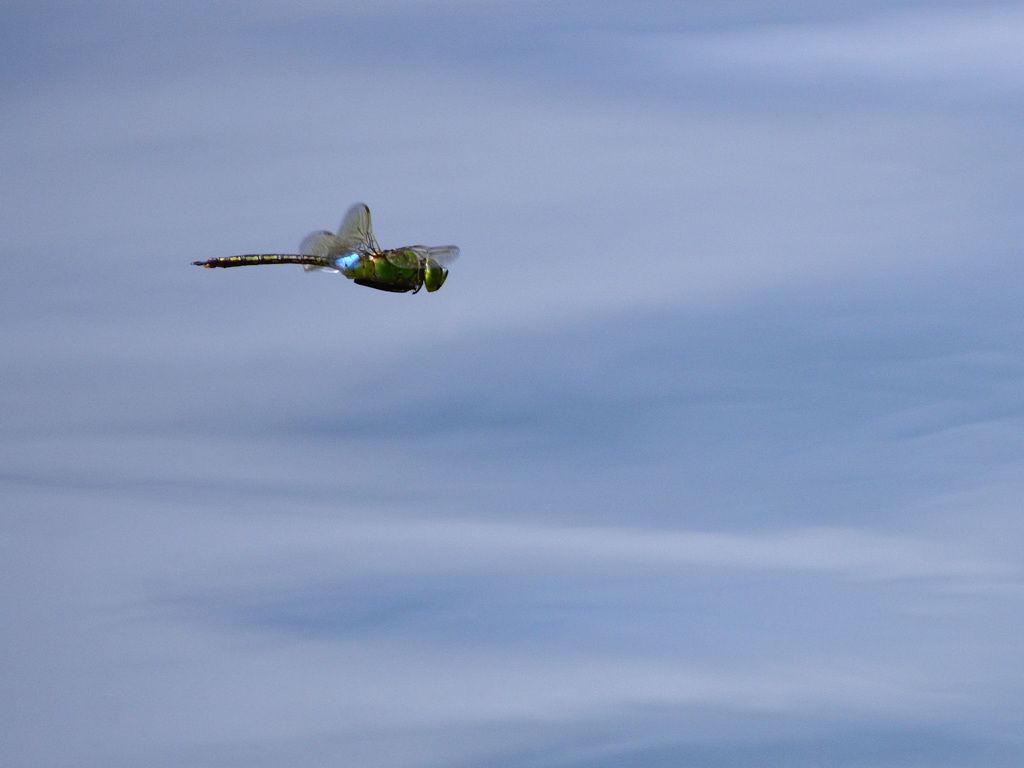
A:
3,2,1024,766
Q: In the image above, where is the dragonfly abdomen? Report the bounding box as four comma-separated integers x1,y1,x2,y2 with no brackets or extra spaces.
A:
192,254,334,268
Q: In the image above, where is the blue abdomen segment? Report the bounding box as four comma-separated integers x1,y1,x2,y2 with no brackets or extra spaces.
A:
335,253,361,270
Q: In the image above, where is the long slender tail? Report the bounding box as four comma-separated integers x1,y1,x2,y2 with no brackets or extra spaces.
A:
192,254,334,268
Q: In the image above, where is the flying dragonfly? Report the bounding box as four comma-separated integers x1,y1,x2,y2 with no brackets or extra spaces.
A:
192,203,459,293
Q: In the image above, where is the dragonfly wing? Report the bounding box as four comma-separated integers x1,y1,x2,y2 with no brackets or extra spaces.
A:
299,230,346,271
300,230,340,256
336,203,380,253
405,245,460,266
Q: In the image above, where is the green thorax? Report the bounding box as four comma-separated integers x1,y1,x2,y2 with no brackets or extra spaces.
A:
343,249,448,293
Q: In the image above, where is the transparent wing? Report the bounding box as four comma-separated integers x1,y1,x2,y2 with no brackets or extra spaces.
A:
299,203,379,272
298,203,379,259
384,245,460,269
336,203,380,254
299,230,344,271
300,230,342,256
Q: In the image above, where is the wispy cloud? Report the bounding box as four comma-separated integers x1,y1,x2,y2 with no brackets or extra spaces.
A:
220,519,1006,582
646,6,1024,88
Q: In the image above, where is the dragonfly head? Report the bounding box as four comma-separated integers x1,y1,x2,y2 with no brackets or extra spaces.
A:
422,259,448,292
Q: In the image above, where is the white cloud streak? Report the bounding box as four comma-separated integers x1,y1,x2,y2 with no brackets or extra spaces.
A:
648,6,1024,87
232,518,1007,583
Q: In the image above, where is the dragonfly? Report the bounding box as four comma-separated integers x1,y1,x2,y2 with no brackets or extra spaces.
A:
192,203,459,293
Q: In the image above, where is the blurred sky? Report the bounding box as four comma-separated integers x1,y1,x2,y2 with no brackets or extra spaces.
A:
2,1,1024,766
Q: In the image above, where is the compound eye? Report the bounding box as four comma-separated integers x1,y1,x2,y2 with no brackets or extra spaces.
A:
423,262,448,292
